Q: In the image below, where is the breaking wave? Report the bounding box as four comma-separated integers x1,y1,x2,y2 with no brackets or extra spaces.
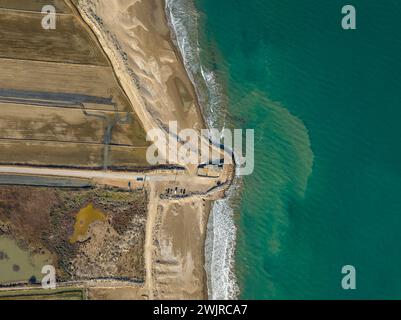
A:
165,0,239,299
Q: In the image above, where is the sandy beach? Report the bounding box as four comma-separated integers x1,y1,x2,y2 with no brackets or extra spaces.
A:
74,0,205,134
72,0,233,299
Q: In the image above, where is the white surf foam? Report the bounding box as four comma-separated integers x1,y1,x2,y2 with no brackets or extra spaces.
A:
165,0,239,299
205,181,241,299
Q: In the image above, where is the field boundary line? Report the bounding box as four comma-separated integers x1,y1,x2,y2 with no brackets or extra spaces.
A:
0,137,148,149
0,55,110,68
0,100,132,114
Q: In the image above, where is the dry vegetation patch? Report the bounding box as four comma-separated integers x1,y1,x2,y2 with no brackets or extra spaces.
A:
0,186,147,284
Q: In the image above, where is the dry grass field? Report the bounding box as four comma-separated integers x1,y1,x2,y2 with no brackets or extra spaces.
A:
0,103,148,146
0,140,148,168
0,59,133,112
0,0,71,13
0,11,108,65
0,0,150,169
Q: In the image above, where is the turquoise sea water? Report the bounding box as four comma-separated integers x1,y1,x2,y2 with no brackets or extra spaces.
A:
194,0,401,299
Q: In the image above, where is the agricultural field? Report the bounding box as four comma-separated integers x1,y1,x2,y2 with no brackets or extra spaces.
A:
0,103,148,146
0,11,108,65
0,0,150,169
0,0,71,13
0,59,134,112
0,0,151,298
0,140,148,169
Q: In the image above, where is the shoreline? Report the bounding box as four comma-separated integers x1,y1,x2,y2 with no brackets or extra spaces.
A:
163,0,210,298
165,0,240,299
73,0,234,299
163,1,209,131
